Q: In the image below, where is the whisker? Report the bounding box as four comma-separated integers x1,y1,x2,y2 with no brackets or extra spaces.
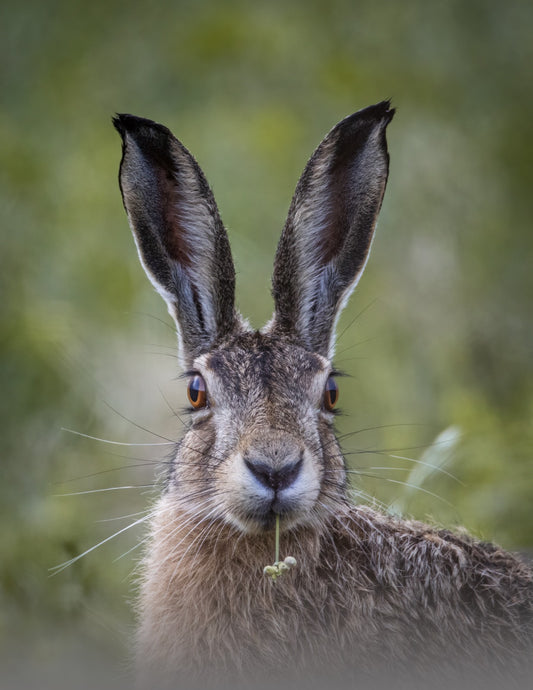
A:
342,437,459,455
334,334,381,359
387,453,463,485
49,513,153,575
158,507,222,587
344,471,454,508
97,510,152,523
114,533,154,562
167,508,224,583
336,297,379,344
188,518,225,568
336,422,431,439
158,385,186,424
125,505,207,564
53,485,156,497
55,459,172,485
61,428,176,447
131,310,177,335
146,351,180,360
102,400,179,443
365,466,411,472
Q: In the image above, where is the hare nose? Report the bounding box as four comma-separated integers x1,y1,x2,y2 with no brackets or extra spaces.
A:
245,456,303,492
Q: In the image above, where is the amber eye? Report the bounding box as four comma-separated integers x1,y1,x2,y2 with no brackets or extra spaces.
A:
324,376,339,411
187,375,207,409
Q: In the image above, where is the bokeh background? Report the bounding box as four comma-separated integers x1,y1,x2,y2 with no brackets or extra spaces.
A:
1,0,532,686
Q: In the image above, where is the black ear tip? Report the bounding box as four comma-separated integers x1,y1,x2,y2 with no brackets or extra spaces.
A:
112,113,128,137
382,99,396,123
112,113,147,139
362,100,396,125
335,101,396,140
112,113,173,142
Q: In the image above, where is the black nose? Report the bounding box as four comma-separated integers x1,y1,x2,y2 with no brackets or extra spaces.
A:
245,456,303,492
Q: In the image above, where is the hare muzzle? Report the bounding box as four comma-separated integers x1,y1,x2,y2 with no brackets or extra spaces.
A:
215,396,324,534
234,433,321,531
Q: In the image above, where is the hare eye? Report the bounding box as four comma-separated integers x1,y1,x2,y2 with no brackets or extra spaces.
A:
187,375,207,409
324,376,339,411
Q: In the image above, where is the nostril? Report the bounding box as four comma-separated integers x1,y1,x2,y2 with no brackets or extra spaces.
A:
278,456,303,490
245,456,303,492
245,459,273,489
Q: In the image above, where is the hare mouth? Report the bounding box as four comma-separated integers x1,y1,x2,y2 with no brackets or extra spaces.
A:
230,493,313,533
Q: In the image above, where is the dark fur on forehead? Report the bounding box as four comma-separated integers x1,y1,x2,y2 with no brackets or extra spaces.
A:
206,331,325,384
207,331,325,369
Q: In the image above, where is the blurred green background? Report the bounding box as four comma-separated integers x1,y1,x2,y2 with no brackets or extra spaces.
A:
1,0,532,686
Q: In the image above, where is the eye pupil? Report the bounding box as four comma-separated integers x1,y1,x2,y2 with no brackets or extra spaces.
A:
187,375,207,409
324,377,338,411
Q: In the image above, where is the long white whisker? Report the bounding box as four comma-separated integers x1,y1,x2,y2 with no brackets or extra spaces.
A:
187,518,224,571
97,510,152,523
119,509,204,570
61,427,176,446
165,505,224,586
375,476,454,507
102,400,179,443
387,453,464,485
167,513,221,584
49,513,153,576
344,469,453,507
53,485,156,497
146,502,221,577
115,488,219,563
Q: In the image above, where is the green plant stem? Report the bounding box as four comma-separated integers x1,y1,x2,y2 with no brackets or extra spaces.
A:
275,513,280,563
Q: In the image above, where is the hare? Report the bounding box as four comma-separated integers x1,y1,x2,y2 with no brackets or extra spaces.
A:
113,102,532,688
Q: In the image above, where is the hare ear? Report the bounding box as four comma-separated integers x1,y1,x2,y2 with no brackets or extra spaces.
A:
271,101,394,359
113,114,237,365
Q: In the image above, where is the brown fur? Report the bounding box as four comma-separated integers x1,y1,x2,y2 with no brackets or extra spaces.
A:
137,447,533,687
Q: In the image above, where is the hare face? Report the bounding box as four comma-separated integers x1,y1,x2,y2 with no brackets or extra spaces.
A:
114,101,393,534
171,332,343,534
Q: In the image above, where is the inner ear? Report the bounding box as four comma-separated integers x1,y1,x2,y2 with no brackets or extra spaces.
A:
269,102,394,357
321,119,386,269
156,166,194,268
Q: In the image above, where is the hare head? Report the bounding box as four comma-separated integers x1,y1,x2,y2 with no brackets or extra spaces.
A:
113,102,393,537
